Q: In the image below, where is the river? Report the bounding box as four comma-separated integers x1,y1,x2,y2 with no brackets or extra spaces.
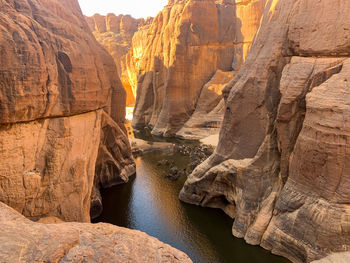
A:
94,142,291,263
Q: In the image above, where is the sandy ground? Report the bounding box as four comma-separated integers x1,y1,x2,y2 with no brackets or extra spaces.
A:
129,138,175,154
200,134,219,147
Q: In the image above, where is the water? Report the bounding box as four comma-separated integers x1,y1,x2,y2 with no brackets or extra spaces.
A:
94,149,291,263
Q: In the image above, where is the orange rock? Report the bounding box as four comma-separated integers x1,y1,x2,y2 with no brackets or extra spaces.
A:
0,202,193,263
0,0,134,222
123,0,266,136
86,14,148,107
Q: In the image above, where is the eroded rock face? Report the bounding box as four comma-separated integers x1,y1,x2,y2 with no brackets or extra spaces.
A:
0,0,135,222
0,111,101,222
124,0,266,136
0,202,192,263
86,14,148,106
180,0,350,262
176,70,234,139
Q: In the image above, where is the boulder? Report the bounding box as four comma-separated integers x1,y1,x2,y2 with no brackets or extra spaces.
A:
0,202,192,263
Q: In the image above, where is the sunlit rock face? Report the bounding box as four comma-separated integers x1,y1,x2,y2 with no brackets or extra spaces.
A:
0,0,135,222
121,17,153,107
124,0,266,137
0,202,193,263
86,14,149,107
180,0,350,262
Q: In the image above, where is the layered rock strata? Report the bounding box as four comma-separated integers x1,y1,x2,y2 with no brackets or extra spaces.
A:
124,0,266,136
0,202,192,263
86,14,149,106
0,0,135,222
180,0,350,262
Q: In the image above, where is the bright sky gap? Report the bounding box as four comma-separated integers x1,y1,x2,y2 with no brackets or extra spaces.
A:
78,0,168,19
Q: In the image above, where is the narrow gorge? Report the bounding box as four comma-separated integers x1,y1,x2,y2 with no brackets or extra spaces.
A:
0,0,349,262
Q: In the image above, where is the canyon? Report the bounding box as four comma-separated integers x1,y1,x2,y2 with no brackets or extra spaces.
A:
125,0,267,138
1,0,350,262
85,14,153,107
90,0,350,262
91,0,266,139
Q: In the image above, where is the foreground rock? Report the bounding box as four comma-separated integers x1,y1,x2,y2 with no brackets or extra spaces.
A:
0,0,135,222
126,0,266,137
0,202,192,263
180,0,350,262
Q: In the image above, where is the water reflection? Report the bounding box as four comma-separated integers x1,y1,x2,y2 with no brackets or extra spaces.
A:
94,151,290,263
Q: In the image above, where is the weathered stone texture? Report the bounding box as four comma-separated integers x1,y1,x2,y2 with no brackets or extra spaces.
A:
124,0,266,137
180,0,350,262
176,70,234,139
0,111,101,222
0,0,135,222
0,202,193,263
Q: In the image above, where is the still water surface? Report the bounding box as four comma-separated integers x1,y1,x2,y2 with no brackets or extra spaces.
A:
95,150,290,263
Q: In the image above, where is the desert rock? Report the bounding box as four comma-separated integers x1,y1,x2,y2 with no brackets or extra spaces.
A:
180,0,350,262
176,70,234,139
0,0,135,222
86,14,149,106
124,0,266,136
0,201,192,263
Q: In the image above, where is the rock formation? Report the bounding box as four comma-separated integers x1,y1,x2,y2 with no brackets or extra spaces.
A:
121,17,153,105
123,0,266,137
180,0,350,262
0,0,135,222
0,201,192,263
176,70,234,139
86,14,149,106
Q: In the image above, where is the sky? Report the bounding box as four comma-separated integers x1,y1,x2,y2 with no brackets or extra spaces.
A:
78,0,168,19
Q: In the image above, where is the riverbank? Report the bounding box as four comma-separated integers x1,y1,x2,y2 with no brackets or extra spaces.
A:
94,150,290,263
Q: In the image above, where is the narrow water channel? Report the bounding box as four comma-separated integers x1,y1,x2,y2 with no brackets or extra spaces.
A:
94,142,290,263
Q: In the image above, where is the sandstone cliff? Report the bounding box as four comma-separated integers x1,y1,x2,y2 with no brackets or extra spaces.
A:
86,14,150,107
0,0,135,222
180,0,350,262
0,202,192,263
123,0,266,137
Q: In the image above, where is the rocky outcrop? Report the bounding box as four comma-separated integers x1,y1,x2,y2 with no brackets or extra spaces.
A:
0,0,134,222
86,14,148,106
180,0,350,262
124,0,266,137
0,201,192,263
176,70,234,139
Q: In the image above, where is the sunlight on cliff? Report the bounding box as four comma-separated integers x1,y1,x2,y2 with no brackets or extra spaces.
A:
126,106,134,121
